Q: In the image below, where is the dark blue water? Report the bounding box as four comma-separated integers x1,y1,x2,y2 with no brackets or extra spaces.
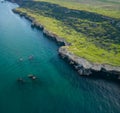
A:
0,2,120,113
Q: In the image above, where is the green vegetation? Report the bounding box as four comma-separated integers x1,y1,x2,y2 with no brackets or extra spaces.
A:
36,0,120,19
16,0,120,66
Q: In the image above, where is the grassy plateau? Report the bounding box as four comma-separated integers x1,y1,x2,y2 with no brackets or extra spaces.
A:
15,0,120,66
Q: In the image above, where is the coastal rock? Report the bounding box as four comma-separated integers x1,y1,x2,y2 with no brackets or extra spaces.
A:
43,29,68,46
31,20,44,30
58,47,120,77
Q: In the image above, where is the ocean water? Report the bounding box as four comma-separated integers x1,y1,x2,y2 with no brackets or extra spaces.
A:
0,2,120,113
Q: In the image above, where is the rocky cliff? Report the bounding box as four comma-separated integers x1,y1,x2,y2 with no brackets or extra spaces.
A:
12,9,120,80
59,47,120,78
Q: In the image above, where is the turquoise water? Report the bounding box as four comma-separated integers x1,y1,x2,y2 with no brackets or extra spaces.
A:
0,2,120,113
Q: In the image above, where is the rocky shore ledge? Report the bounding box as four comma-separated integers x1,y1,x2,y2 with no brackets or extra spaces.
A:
12,9,120,80
59,47,120,78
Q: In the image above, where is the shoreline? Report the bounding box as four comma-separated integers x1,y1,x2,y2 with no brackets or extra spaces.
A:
12,9,120,80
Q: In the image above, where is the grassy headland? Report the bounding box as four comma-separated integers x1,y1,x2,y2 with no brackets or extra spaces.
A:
15,0,120,66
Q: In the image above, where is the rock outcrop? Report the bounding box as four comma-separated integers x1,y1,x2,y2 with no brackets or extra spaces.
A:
59,47,120,79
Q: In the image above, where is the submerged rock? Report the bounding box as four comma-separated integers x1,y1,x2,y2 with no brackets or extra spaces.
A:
28,55,34,60
17,77,25,83
19,57,23,62
28,74,37,80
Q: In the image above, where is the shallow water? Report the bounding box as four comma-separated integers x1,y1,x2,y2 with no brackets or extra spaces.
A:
0,2,120,113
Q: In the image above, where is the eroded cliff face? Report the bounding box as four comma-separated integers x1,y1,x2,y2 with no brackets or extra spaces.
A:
59,47,120,79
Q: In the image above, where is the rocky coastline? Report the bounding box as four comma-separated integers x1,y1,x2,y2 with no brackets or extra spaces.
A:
12,9,120,80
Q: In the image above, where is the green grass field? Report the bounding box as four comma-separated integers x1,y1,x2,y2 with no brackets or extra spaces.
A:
15,0,120,66
35,0,120,18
